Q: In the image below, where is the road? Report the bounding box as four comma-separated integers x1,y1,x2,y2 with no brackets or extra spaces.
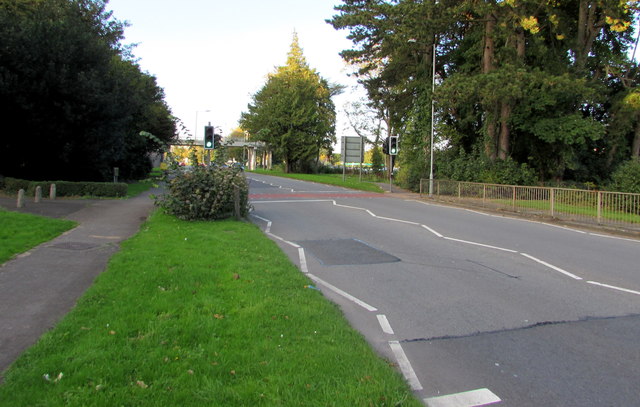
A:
247,173,640,407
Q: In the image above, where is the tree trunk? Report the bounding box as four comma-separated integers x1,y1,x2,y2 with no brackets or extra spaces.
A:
498,102,511,160
632,120,640,158
576,1,599,73
483,12,498,161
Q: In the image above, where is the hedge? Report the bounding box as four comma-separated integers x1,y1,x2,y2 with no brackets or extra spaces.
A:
2,177,127,198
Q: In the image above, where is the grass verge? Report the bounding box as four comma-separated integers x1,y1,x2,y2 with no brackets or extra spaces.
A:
0,209,76,264
250,169,385,193
0,210,421,406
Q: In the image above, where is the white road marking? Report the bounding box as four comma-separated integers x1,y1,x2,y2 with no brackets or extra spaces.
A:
421,224,444,238
389,340,423,391
425,388,501,407
377,314,395,334
250,214,272,233
298,248,308,273
443,237,518,253
266,232,300,249
307,273,378,312
520,253,582,280
587,281,640,296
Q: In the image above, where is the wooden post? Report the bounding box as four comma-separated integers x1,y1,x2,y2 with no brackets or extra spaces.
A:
50,184,57,200
35,186,42,203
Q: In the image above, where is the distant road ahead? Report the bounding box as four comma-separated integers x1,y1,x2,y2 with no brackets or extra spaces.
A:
248,173,640,407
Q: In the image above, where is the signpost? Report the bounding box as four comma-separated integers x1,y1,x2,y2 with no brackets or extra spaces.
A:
341,136,364,182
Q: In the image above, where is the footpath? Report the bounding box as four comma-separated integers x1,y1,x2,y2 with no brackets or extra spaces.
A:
0,190,160,381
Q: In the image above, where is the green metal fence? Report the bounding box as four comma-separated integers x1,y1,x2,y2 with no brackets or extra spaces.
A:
420,180,640,232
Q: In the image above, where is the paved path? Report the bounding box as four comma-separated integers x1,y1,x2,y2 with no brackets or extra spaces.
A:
0,190,160,381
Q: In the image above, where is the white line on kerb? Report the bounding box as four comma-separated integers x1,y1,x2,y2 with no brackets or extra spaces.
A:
425,388,501,407
389,341,423,391
520,253,583,280
307,273,378,312
587,281,640,296
377,314,395,334
298,248,309,273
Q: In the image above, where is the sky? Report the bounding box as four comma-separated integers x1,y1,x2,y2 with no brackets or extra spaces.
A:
106,0,363,141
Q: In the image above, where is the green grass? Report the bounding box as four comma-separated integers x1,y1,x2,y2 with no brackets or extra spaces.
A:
0,211,421,406
126,180,156,198
491,198,640,223
250,169,385,193
0,210,76,264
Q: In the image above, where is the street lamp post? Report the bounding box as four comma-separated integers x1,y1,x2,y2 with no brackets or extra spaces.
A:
429,42,436,197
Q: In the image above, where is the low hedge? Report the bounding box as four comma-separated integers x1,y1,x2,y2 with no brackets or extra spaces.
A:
2,177,127,198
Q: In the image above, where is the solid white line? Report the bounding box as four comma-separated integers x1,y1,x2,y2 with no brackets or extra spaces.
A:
421,224,444,238
298,248,309,273
443,237,518,253
375,215,421,225
266,232,300,249
307,273,378,312
520,253,582,280
333,201,367,211
389,341,423,391
250,214,272,233
425,388,501,407
377,314,395,334
587,281,640,296
588,233,640,243
251,199,334,204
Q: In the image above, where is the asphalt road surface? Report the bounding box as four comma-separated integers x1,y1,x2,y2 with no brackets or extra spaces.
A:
247,173,640,407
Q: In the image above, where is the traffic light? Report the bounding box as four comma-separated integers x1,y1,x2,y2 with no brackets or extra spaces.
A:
382,136,389,155
204,126,214,149
389,136,399,155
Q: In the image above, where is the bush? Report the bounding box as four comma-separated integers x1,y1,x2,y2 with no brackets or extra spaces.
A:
437,149,536,186
156,165,250,221
610,159,640,193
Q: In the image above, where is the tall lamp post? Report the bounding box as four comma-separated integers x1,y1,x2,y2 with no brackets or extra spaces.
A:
429,42,436,197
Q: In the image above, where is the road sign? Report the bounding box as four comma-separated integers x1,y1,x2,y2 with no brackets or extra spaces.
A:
341,136,364,163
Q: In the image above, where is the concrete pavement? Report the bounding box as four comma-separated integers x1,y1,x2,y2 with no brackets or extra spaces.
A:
0,190,160,381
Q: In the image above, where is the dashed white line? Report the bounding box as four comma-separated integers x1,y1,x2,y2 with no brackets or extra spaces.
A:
520,253,583,280
377,314,395,334
389,340,423,391
425,388,501,407
587,281,640,296
443,237,518,253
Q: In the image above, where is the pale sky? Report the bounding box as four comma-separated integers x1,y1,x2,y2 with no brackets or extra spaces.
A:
106,0,362,141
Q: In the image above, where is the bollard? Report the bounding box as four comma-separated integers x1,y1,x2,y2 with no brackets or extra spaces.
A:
35,186,42,203
17,189,25,208
49,184,56,200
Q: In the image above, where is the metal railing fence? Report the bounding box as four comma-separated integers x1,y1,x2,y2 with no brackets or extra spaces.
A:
420,179,640,232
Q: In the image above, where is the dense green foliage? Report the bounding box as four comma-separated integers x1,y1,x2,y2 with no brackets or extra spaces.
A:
157,165,250,221
0,210,76,264
611,158,640,193
240,34,338,173
0,0,177,182
0,211,421,406
329,0,640,190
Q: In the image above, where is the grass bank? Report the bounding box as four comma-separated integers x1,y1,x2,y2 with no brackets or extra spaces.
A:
0,209,76,264
250,169,385,193
0,210,420,406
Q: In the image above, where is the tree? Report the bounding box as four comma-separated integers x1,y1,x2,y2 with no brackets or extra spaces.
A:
0,0,176,182
330,0,639,186
240,34,337,173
